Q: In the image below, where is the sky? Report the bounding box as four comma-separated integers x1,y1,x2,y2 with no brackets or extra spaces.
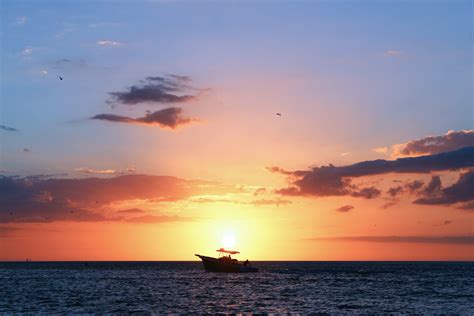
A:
0,0,473,261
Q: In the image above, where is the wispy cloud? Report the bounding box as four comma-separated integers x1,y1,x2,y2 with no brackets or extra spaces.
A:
21,47,33,56
384,50,404,57
96,40,123,47
89,22,119,28
336,205,354,212
74,167,119,175
372,147,388,154
15,16,27,26
0,125,18,132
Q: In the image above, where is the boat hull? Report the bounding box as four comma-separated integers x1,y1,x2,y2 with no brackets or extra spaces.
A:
195,254,258,273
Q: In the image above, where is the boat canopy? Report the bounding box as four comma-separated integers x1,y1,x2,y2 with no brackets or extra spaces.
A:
216,248,240,254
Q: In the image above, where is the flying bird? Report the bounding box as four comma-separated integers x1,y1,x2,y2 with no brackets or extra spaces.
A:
276,113,282,116
58,76,63,80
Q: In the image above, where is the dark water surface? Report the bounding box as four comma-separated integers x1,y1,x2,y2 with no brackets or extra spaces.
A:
1,261,473,314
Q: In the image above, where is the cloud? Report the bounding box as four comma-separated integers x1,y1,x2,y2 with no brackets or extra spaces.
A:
392,130,474,158
74,167,119,175
15,16,27,25
387,186,403,198
107,75,203,106
74,167,135,175
458,201,474,211
21,47,33,56
351,187,381,199
250,199,292,206
115,208,146,214
124,214,187,223
91,107,198,129
270,146,474,199
0,226,20,237
190,197,292,206
53,58,87,70
308,235,473,245
384,50,404,56
373,147,388,154
0,174,237,223
96,40,123,47
0,125,18,132
40,70,48,75
433,220,452,226
380,201,397,209
336,205,354,212
253,188,266,196
89,22,119,28
414,170,474,206
405,180,424,193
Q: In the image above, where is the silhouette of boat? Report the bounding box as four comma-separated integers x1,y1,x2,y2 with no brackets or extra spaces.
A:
195,248,258,273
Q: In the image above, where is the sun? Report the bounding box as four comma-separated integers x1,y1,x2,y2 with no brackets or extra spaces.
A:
221,231,236,249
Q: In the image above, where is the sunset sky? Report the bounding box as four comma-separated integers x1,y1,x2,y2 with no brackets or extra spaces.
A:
1,0,473,261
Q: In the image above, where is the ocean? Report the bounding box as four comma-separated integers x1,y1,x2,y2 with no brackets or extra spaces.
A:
1,261,473,314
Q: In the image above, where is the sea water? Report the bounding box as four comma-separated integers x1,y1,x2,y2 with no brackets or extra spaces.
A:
1,261,473,314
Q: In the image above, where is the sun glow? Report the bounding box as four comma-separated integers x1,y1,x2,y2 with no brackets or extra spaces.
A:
221,231,236,249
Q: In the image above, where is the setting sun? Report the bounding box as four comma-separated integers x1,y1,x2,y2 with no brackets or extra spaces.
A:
221,231,236,249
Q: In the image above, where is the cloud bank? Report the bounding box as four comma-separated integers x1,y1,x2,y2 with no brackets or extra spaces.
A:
270,147,474,199
0,174,237,223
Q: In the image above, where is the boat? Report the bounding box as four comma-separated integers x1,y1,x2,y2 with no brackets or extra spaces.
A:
195,248,258,273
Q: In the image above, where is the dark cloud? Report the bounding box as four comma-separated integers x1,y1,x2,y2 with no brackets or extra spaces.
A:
0,174,237,223
392,130,474,158
91,107,197,129
351,187,381,199
414,170,474,206
387,186,403,198
271,147,474,199
405,180,424,193
307,235,474,245
0,125,18,132
380,201,398,209
108,75,201,106
336,205,354,212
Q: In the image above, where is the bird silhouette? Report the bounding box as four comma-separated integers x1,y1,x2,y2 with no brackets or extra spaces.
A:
58,76,63,80
276,113,282,116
